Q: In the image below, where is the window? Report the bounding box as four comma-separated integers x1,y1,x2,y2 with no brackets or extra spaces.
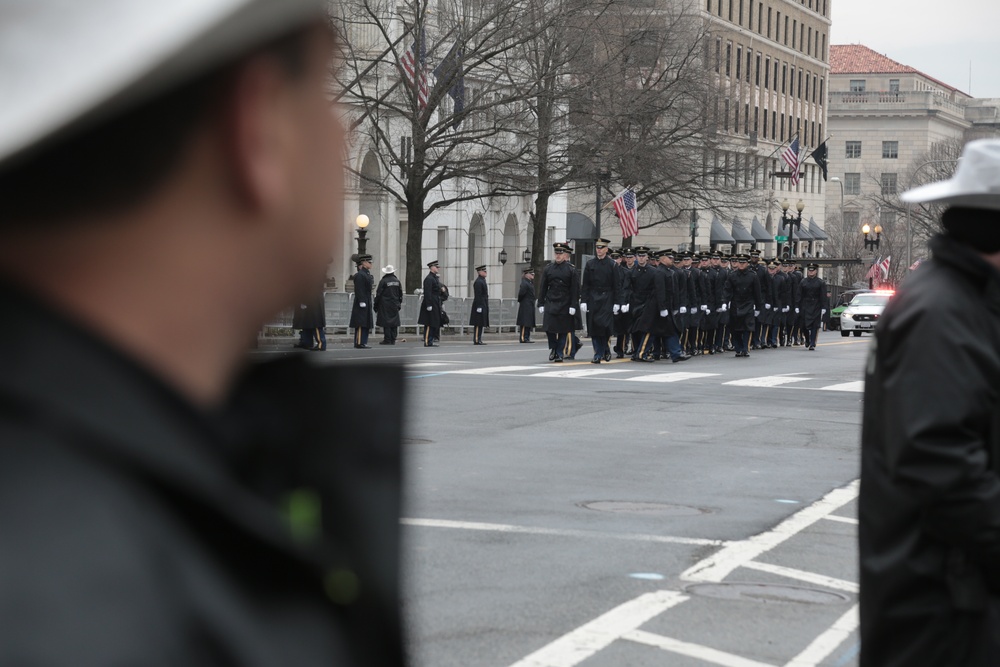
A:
850,79,866,93
882,141,899,159
739,0,744,24
766,7,771,37
735,46,742,80
844,173,861,195
726,42,732,76
715,37,722,72
889,79,900,93
844,210,860,229
819,78,824,105
784,15,789,44
807,27,812,55
748,1,753,30
755,53,761,85
758,2,762,33
792,19,797,48
724,98,730,131
771,110,776,140
762,108,768,136
846,141,862,159
880,210,895,229
881,173,897,195
764,57,770,88
782,63,787,93
746,50,751,83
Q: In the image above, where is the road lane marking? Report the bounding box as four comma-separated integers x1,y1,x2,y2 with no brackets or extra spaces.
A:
724,376,813,388
620,372,720,383
783,604,859,667
402,518,726,547
742,561,859,593
817,381,865,392
624,630,776,667
531,368,633,378
452,365,544,375
822,515,858,525
507,591,689,667
681,480,860,584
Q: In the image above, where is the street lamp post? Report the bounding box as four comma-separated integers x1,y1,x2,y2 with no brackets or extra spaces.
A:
780,198,805,258
904,158,960,270
355,214,370,255
595,168,611,240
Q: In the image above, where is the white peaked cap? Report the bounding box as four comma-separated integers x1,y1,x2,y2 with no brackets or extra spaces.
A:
0,0,329,167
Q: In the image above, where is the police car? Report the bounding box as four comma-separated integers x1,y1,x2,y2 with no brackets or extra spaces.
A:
840,290,894,336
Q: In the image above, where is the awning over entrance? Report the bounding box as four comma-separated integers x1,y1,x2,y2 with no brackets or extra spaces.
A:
566,212,596,239
808,217,830,241
731,218,754,243
750,216,771,243
794,223,815,241
710,216,736,244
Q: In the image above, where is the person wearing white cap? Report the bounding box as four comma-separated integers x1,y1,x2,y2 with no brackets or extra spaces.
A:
0,2,405,665
375,264,403,345
859,139,1000,667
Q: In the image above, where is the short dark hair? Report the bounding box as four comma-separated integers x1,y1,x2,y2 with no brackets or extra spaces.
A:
0,26,317,231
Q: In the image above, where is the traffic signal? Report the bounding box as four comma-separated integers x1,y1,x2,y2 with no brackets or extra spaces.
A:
781,244,791,259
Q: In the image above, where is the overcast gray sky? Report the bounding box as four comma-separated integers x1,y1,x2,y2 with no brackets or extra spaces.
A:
831,0,1000,98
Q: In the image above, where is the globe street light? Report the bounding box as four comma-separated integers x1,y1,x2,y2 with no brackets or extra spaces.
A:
355,214,370,255
780,198,805,258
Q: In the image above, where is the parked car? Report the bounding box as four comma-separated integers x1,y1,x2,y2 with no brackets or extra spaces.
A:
840,290,894,336
828,289,874,331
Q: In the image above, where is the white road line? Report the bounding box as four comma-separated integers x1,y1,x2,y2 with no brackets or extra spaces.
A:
507,591,689,667
681,480,860,583
783,604,859,667
822,514,859,525
531,368,633,378
402,518,726,546
621,372,720,383
742,561,859,594
406,362,458,368
624,630,776,667
817,381,865,392
452,365,543,375
724,376,813,388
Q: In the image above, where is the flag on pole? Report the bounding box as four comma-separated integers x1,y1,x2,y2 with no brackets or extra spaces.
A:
609,188,639,238
400,28,429,110
809,141,828,181
879,255,891,280
434,40,465,129
866,256,881,283
781,137,801,185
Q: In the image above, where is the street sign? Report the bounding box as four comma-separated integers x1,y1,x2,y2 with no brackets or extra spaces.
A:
775,235,788,242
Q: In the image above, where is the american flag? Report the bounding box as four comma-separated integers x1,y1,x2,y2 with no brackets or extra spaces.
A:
400,28,429,110
610,188,639,238
878,255,891,280
781,137,801,185
866,256,881,283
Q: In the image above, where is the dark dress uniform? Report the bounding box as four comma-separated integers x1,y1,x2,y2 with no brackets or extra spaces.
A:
375,270,403,344
796,268,829,349
751,260,770,348
469,270,490,344
417,265,444,346
293,290,326,351
349,265,374,348
581,252,620,363
516,272,536,343
789,267,804,344
613,261,633,357
537,254,580,362
769,269,788,347
699,264,717,353
714,263,731,352
722,261,763,356
626,261,667,361
0,284,406,667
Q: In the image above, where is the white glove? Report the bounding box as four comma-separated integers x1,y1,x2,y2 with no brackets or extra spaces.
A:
613,304,620,315
622,304,630,313
672,309,679,315
360,302,366,308
765,303,771,309
795,307,800,314
821,309,827,316
705,308,712,314
580,303,588,314
783,306,790,313
720,303,728,312
679,306,687,314
754,310,760,317
569,307,577,315
660,309,669,317
538,306,545,314
426,306,432,311
701,304,708,312
476,307,482,313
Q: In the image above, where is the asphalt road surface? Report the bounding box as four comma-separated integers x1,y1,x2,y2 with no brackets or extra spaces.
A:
285,330,869,667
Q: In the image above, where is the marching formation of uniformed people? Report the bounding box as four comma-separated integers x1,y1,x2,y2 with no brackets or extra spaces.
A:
340,241,827,353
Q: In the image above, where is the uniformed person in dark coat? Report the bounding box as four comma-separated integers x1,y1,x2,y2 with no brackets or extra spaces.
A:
375,264,403,345
624,247,658,361
722,254,763,357
748,250,769,349
768,261,788,348
714,255,732,352
796,263,829,350
469,264,490,344
537,242,580,362
418,260,444,346
698,254,717,354
516,267,536,343
613,248,635,357
350,254,375,348
0,3,407,665
581,238,621,364
292,289,327,350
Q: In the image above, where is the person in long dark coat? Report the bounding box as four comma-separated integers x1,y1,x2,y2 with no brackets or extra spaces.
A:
580,238,621,364
516,267,536,343
861,153,1000,665
375,264,403,345
469,265,490,345
417,260,444,347
613,249,634,357
767,262,787,348
292,290,325,351
714,255,732,352
795,263,829,350
349,254,374,349
536,242,579,362
722,254,763,357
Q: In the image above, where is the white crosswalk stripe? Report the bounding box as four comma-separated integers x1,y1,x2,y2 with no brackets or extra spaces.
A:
531,368,633,378
622,372,720,383
724,375,812,388
816,380,865,392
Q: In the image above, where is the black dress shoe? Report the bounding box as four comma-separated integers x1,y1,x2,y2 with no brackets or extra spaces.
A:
355,345,371,349
615,353,625,359
379,340,392,345
672,355,690,363
553,357,563,363
604,351,612,362
592,356,601,364
548,350,556,361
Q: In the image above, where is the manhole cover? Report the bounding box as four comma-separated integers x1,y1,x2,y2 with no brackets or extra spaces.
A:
579,501,710,516
403,438,434,445
684,582,849,605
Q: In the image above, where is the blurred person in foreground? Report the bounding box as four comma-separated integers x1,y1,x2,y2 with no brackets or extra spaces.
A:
860,139,1000,666
0,1,405,665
